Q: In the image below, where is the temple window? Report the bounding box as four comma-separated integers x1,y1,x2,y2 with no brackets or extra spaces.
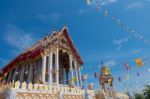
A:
14,67,19,82
10,68,15,82
45,56,49,82
32,64,36,84
5,71,9,82
23,65,29,83
52,53,56,83
15,65,22,82
37,58,42,81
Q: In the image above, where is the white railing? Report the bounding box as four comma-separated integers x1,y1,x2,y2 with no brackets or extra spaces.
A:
0,81,93,94
0,81,97,99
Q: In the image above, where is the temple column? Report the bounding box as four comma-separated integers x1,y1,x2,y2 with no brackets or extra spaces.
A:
56,48,59,84
69,54,74,85
49,52,53,84
79,67,82,87
42,55,46,83
75,61,79,87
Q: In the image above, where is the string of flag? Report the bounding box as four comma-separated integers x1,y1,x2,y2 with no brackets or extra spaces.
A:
85,0,150,45
81,58,146,87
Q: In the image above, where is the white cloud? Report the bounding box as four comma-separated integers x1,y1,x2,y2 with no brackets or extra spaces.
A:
147,69,150,72
143,57,150,66
4,24,36,54
132,48,143,54
99,0,117,6
105,60,117,66
113,38,128,45
107,0,117,3
75,8,93,15
37,12,61,22
113,36,131,50
126,2,144,10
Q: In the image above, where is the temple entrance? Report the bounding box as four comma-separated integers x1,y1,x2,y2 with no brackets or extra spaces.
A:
59,50,70,85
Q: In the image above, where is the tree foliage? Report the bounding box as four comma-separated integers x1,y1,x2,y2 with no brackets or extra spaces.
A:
134,93,144,99
134,85,150,99
143,85,150,99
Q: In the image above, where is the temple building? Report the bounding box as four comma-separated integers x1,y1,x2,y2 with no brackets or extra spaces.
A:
0,26,97,99
2,26,83,87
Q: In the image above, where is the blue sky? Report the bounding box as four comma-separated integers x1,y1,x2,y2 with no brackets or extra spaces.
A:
0,0,150,94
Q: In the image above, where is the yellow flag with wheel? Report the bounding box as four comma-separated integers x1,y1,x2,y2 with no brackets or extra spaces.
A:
108,79,112,85
105,67,110,75
135,58,143,67
72,77,76,83
69,67,72,72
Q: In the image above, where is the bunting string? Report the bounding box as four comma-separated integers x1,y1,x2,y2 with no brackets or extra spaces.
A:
85,0,150,45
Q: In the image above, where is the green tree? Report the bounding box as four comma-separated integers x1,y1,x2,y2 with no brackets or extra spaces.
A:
134,93,144,99
143,85,150,99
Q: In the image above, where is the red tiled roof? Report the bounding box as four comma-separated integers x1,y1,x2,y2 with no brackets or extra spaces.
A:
2,47,43,73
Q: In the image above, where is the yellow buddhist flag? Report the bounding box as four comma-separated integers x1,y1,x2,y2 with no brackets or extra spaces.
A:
69,68,72,72
108,79,112,85
135,58,143,67
105,67,110,75
72,77,76,83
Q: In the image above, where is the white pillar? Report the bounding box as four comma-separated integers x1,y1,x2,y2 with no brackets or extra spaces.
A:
42,55,46,83
69,54,74,85
79,67,82,87
56,48,59,84
49,52,53,84
75,61,79,87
